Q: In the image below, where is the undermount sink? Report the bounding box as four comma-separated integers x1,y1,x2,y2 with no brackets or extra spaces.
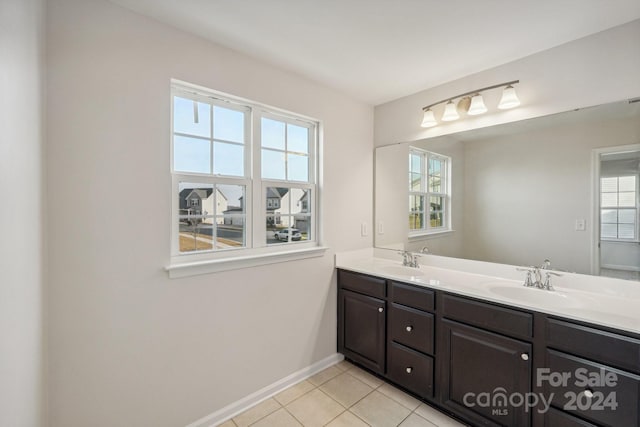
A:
486,285,584,308
380,265,425,277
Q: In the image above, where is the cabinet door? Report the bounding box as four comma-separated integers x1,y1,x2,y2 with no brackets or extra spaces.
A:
338,289,386,374
440,319,532,427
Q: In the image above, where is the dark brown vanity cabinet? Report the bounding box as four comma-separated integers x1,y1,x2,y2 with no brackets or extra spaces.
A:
543,318,640,427
337,270,386,374
387,281,436,398
439,320,533,426
337,269,640,427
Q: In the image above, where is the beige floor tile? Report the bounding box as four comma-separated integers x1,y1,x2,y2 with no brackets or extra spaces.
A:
350,391,411,427
333,360,356,372
346,367,384,389
285,388,345,427
377,383,421,411
308,365,343,386
232,398,281,427
274,380,316,406
398,413,437,427
320,372,374,408
250,408,302,427
216,420,237,427
414,403,467,427
325,410,371,427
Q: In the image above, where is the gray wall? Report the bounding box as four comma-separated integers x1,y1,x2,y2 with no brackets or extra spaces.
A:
0,0,45,426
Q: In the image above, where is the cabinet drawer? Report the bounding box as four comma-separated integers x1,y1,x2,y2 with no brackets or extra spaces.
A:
387,341,434,398
545,350,640,427
442,294,533,339
389,281,434,312
389,303,434,355
546,317,640,374
544,407,597,427
338,270,386,298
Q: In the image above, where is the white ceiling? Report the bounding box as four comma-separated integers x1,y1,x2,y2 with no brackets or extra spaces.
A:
109,0,640,105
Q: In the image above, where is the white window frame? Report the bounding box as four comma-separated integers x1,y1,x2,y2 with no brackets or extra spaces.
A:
167,80,326,278
600,174,639,242
409,148,452,238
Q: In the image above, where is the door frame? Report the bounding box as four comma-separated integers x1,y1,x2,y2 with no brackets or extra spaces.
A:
591,143,640,275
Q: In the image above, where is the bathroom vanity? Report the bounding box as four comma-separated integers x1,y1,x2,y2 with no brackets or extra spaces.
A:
336,252,640,427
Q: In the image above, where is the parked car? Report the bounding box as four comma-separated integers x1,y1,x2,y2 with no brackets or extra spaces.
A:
274,228,302,241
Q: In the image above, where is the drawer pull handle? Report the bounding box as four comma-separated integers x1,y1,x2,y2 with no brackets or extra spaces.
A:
406,326,413,332
584,389,594,399
520,353,529,361
406,367,413,374
378,307,384,313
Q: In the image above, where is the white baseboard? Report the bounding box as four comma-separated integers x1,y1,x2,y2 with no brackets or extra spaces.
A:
601,263,640,272
185,353,344,427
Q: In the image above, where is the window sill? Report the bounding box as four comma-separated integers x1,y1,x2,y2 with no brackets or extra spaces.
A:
165,246,329,278
409,229,455,241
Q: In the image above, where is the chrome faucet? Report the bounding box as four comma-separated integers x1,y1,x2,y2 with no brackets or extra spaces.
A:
517,259,561,291
398,250,420,268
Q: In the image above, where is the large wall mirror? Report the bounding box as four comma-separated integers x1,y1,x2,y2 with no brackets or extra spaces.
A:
375,99,640,280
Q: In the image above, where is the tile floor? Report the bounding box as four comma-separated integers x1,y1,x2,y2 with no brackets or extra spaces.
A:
219,360,468,427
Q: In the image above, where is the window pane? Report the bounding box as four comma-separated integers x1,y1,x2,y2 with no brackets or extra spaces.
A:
410,173,421,192
619,176,636,192
429,196,443,212
619,224,635,239
618,209,636,224
601,223,617,239
430,212,443,228
288,188,306,214
409,195,424,230
217,184,245,213
179,221,214,252
410,195,424,212
178,183,213,218
430,158,442,176
262,149,286,180
619,192,635,207
410,153,421,174
268,215,295,245
174,135,211,174
213,141,244,177
213,106,244,143
288,153,309,182
601,193,618,208
297,216,311,241
262,118,285,150
288,124,309,153
601,177,618,192
601,209,617,223
429,175,441,193
173,96,211,138
215,216,245,248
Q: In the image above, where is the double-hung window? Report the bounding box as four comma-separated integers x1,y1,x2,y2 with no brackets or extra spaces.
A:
169,81,322,275
409,149,451,236
601,175,638,241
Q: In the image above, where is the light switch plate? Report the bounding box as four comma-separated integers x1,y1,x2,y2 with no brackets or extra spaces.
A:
575,219,586,231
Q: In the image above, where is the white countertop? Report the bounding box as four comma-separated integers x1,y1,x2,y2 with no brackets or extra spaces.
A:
336,249,640,335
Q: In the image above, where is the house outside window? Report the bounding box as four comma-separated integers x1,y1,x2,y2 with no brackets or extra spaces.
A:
601,175,638,241
409,149,451,235
170,81,320,269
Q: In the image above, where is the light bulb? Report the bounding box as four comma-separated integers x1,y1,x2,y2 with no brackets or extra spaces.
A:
421,109,437,127
468,93,487,115
441,101,459,121
498,85,520,109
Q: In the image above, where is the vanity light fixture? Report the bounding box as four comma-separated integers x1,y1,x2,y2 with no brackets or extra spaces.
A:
468,93,488,115
441,100,459,121
498,84,521,109
420,80,520,127
421,108,437,127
